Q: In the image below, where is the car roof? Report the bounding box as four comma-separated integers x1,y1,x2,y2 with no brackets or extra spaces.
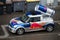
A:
28,15,42,18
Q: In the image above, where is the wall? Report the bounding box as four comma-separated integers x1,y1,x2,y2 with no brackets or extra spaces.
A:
47,0,54,4
26,0,40,2
12,0,25,2
58,0,60,2
6,0,12,4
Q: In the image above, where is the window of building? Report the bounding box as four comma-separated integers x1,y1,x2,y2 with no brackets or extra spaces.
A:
26,0,40,2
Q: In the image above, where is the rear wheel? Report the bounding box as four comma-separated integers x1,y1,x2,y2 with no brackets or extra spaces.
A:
46,25,54,32
16,28,25,35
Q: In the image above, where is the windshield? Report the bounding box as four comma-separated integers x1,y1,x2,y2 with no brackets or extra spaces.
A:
21,15,29,22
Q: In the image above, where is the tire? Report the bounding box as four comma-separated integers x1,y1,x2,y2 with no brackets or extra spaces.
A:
46,25,54,32
16,28,25,35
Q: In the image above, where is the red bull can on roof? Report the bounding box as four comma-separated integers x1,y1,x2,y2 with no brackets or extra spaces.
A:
35,4,55,16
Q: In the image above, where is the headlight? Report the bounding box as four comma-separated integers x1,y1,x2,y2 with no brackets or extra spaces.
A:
14,25,18,28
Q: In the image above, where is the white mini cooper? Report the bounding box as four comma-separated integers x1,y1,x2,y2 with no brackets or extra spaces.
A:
8,13,55,35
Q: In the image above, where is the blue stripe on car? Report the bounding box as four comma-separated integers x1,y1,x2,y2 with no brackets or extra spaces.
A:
10,22,30,28
10,22,17,28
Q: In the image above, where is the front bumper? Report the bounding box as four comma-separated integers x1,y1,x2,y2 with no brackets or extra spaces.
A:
8,25,16,33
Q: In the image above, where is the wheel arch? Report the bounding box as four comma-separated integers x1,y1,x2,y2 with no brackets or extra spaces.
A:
16,28,25,33
43,23,55,29
16,27,25,31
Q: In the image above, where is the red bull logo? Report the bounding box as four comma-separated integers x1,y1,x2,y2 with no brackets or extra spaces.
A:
30,22,46,29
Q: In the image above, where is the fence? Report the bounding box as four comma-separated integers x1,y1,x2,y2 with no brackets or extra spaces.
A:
26,1,39,11
13,1,25,12
0,0,58,14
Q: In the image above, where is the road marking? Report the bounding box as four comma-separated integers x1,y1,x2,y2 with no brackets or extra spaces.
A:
58,33,60,37
2,25,8,27
0,25,9,39
54,21,60,23
54,21,60,25
58,23,60,24
57,33,60,36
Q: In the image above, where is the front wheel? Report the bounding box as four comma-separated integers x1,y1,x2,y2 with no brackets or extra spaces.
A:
16,28,25,35
46,25,54,32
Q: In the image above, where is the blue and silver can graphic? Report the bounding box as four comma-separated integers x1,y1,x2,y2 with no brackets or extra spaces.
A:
38,5,47,13
35,4,55,16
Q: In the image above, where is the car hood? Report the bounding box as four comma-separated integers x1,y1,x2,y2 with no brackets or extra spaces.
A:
10,17,23,26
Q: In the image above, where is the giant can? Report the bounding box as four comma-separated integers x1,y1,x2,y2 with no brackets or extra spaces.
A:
35,4,55,16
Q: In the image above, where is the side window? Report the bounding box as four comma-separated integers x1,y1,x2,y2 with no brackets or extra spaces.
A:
28,18,34,22
34,17,40,22
43,15,49,18
28,17,40,22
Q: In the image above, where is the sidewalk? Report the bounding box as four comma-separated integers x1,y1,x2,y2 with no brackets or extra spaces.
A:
0,26,4,35
0,12,24,25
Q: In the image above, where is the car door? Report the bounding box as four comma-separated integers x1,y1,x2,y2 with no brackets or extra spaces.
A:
29,17,43,29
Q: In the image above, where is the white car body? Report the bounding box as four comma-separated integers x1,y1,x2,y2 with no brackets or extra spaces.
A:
8,14,54,33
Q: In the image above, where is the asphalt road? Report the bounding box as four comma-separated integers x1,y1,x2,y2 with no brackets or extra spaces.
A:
0,12,24,25
0,21,59,40
0,7,60,40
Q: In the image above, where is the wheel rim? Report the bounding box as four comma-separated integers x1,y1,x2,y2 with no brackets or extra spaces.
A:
17,29,24,35
47,26,53,32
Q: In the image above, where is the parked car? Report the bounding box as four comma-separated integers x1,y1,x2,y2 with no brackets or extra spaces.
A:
8,12,55,35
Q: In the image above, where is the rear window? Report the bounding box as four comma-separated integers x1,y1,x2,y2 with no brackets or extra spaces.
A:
43,15,49,18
